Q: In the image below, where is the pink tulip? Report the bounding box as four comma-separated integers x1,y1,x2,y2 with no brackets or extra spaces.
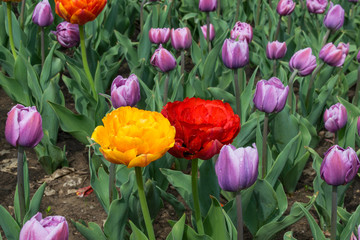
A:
149,28,170,45
170,27,192,50
230,21,253,43
201,24,215,41
289,48,317,76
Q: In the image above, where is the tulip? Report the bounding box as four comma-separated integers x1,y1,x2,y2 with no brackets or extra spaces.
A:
357,50,360,63
306,0,328,14
320,145,360,186
276,0,296,16
337,42,349,55
319,43,346,67
230,21,253,43
5,104,43,148
32,0,54,27
150,45,177,72
215,144,258,192
20,212,69,240
289,48,317,76
266,41,287,60
51,22,80,48
170,27,192,50
110,74,141,108
199,0,217,12
323,2,344,30
323,103,347,133
253,77,289,113
201,24,215,41
222,39,249,69
149,28,171,45
357,116,360,137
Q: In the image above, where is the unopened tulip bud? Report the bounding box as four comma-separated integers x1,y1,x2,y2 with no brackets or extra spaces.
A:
266,41,287,60
222,39,249,69
323,103,347,132
170,28,192,50
32,0,54,27
51,22,80,48
201,24,215,41
230,21,253,43
319,43,346,67
306,0,328,14
150,45,177,72
149,28,170,45
323,2,344,30
289,48,317,76
277,0,296,16
199,0,217,12
111,74,141,108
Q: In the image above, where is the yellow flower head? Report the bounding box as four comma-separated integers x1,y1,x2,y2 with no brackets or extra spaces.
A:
91,107,176,168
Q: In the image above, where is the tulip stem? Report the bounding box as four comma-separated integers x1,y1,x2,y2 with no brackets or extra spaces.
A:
41,27,45,67
109,163,116,205
181,50,185,86
20,0,26,30
262,113,269,179
191,159,205,235
168,0,173,28
287,16,291,35
321,29,331,48
331,185,337,240
217,0,221,16
273,60,277,76
235,0,241,21
353,65,360,105
17,146,25,224
7,2,17,60
236,192,243,240
234,69,241,118
140,0,145,35
274,16,281,41
79,25,97,101
206,13,211,52
305,62,324,110
255,0,261,27
164,73,169,104
288,70,298,114
135,167,156,240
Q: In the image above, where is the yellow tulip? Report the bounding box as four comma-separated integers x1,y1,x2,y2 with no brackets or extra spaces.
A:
91,107,175,168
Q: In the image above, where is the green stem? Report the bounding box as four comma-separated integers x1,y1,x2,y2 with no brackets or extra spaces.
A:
287,15,291,35
273,60,277,76
17,146,25,223
321,29,331,48
353,65,360,105
236,192,243,240
255,0,261,27
217,0,221,16
164,73,169,105
305,62,324,110
7,2,17,59
156,3,160,26
288,70,298,114
79,25,97,101
262,113,269,179
140,0,145,35
331,185,337,240
274,16,281,41
235,0,241,22
135,167,156,240
41,27,45,67
20,0,26,30
234,69,241,118
168,0,173,28
268,0,272,38
206,13,211,52
335,132,338,145
181,50,185,86
109,163,115,205
191,159,204,235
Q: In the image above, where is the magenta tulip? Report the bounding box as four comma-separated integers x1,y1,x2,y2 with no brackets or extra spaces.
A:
199,0,217,12
51,22,79,48
289,48,317,76
110,74,141,108
323,103,347,133
149,28,170,45
306,0,328,14
323,2,344,30
150,45,177,72
32,0,54,27
170,27,192,50
230,21,253,43
266,41,287,60
276,0,296,16
201,24,215,41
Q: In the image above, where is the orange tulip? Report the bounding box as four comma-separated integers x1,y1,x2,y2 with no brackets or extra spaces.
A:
54,0,107,25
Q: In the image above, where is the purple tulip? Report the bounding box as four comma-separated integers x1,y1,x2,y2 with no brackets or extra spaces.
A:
20,212,68,240
230,21,253,43
149,28,170,45
215,144,258,192
32,0,54,27
150,45,177,72
323,103,347,133
357,50,360,63
5,104,43,148
320,145,360,186
253,77,289,113
199,0,217,12
51,22,80,48
276,0,296,16
110,74,141,108
289,48,317,76
266,41,287,60
201,24,215,41
170,28,192,50
319,43,346,67
323,2,344,30
222,39,249,69
306,0,328,14
337,42,349,55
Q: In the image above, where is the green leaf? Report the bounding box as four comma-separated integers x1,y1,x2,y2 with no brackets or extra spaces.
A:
0,73,30,106
104,199,128,240
283,231,297,240
39,43,58,89
339,204,360,239
0,205,20,240
297,204,328,240
23,183,46,224
129,221,148,240
166,214,186,240
71,221,107,240
203,197,230,239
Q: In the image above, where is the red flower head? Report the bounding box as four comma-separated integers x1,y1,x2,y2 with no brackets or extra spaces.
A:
161,98,240,160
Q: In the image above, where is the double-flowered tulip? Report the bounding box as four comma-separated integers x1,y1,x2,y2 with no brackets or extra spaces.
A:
323,103,347,133
170,27,192,50
222,39,249,69
215,144,258,192
110,74,140,109
32,0,54,27
319,43,347,67
150,45,177,72
289,48,317,76
266,41,287,60
320,145,360,186
323,2,344,30
198,0,217,12
276,0,296,16
306,0,328,14
52,22,80,48
149,28,171,45
230,21,253,43
201,24,215,41
5,104,43,148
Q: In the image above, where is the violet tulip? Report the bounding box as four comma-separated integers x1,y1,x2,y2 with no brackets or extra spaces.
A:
253,77,289,113
266,41,287,60
320,145,360,186
276,0,296,16
215,144,258,192
338,42,349,55
150,45,176,72
323,103,347,133
199,0,217,12
110,74,141,108
170,28,192,50
289,48,317,76
51,22,79,48
32,0,54,27
5,104,43,148
20,212,69,240
306,0,328,14
222,39,249,69
230,21,253,43
201,24,215,41
149,28,170,45
319,43,347,67
323,2,344,30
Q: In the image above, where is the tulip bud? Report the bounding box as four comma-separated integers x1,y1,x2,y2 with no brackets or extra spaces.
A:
319,43,346,67
198,0,217,12
51,22,80,48
323,2,344,30
150,45,177,72
289,48,317,76
266,41,287,60
323,103,347,133
222,39,249,69
149,28,171,45
32,0,54,27
5,104,43,148
230,21,253,43
306,0,328,14
320,145,360,186
215,144,258,192
170,28,192,50
276,0,296,16
201,24,215,41
20,212,69,240
110,74,141,108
